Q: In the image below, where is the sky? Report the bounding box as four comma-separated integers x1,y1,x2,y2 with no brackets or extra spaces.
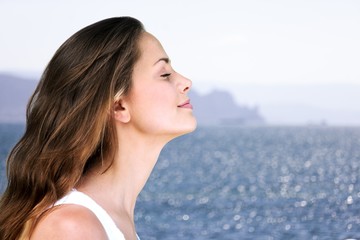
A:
1,0,360,125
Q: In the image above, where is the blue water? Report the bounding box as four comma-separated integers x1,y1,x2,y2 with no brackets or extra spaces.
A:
1,125,360,239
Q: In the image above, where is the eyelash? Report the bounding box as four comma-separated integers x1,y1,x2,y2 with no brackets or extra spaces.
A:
160,73,171,80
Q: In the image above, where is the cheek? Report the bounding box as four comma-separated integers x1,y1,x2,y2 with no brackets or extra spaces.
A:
149,91,177,118
143,84,177,107
130,86,177,122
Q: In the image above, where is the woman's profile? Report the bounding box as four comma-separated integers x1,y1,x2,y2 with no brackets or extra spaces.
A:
0,16,196,240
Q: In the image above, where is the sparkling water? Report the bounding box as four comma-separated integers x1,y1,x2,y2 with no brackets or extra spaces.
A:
1,125,360,239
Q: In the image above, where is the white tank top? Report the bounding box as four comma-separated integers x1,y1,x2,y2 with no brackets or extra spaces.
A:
54,189,140,240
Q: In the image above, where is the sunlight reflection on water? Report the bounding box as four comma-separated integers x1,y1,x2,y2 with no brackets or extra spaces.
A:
1,125,360,239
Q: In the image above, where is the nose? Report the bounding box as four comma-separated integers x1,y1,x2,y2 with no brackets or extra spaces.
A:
177,73,192,93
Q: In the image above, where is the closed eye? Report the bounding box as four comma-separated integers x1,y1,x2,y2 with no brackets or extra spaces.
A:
160,73,171,80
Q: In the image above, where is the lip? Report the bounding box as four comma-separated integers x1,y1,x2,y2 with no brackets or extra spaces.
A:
178,99,193,109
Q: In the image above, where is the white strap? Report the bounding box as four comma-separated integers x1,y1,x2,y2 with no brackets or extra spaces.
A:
54,189,126,240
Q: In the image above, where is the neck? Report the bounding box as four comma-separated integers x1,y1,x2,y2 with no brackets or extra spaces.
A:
77,128,169,222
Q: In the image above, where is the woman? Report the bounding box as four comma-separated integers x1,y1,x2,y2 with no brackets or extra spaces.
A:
0,17,196,240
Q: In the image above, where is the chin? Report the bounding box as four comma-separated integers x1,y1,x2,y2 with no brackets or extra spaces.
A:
176,118,197,136
161,117,197,140
186,119,197,133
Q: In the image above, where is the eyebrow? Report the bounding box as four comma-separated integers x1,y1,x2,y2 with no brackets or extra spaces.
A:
154,57,171,65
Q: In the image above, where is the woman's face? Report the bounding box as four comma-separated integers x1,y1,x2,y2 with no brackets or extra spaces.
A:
124,32,196,138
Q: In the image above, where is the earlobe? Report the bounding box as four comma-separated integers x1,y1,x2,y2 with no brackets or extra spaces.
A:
113,100,131,123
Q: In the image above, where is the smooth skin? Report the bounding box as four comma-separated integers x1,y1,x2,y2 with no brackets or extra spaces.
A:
31,32,196,240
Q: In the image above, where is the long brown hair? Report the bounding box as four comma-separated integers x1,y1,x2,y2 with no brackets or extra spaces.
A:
0,17,144,240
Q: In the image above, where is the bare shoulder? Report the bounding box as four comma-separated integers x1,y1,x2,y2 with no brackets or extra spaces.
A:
31,204,108,240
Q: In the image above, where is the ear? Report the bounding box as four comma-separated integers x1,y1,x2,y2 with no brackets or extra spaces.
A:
113,99,131,123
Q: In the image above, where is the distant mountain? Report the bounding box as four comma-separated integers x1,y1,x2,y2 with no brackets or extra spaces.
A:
230,84,360,126
0,73,265,125
189,90,265,126
0,74,37,122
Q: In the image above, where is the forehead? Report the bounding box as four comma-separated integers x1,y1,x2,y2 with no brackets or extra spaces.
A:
137,32,168,62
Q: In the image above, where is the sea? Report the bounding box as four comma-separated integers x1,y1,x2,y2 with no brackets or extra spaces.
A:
1,124,360,240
